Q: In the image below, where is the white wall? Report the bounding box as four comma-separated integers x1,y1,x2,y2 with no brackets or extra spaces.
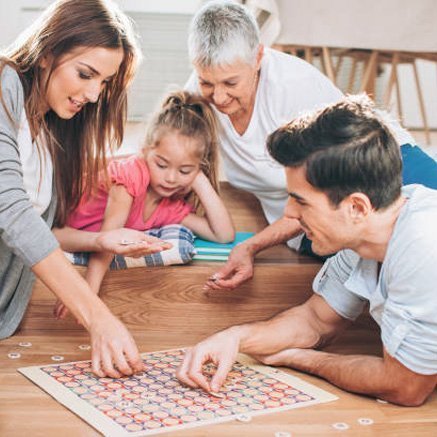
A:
0,1,201,48
1,1,435,130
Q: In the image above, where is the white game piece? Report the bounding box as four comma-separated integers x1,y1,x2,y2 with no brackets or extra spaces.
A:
18,342,32,347
117,401,132,409
8,352,21,359
332,422,349,430
51,355,65,362
209,391,225,398
376,398,388,404
275,432,291,437
358,418,374,425
236,414,252,423
120,239,136,246
78,344,91,351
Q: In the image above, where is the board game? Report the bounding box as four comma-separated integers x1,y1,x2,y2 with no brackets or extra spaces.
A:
19,348,337,436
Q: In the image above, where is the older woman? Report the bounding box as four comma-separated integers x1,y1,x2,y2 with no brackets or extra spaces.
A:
185,0,437,290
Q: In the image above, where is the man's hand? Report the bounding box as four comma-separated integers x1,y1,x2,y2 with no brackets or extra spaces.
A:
88,309,145,378
96,228,172,257
176,327,242,393
204,243,255,290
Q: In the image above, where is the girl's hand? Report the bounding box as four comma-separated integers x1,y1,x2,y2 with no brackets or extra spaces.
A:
174,171,207,199
54,299,70,320
190,170,208,192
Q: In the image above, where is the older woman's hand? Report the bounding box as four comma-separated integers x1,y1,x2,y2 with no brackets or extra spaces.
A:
203,242,255,290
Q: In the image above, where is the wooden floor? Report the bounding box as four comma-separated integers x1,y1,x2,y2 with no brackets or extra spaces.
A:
1,183,436,436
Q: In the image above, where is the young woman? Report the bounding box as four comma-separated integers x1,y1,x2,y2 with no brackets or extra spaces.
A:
0,0,162,378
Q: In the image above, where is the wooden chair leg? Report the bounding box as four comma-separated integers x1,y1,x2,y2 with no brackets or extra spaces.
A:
412,60,431,145
304,47,313,64
359,50,379,96
322,46,336,84
383,52,399,108
394,64,404,123
334,55,344,82
347,58,358,93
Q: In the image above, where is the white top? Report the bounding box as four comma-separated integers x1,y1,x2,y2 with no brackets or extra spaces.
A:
313,185,437,375
17,112,53,215
186,48,343,249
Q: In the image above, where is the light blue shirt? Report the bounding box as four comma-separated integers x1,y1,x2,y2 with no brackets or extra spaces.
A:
313,185,437,375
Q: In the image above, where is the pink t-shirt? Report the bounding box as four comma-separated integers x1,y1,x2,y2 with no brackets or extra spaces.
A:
67,155,194,232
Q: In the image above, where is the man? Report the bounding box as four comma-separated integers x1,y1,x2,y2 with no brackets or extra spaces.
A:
177,95,437,406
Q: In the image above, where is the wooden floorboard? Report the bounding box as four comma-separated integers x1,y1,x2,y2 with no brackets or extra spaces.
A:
1,183,436,436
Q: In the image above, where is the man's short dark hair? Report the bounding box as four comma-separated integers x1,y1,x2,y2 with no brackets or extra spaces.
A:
267,94,403,209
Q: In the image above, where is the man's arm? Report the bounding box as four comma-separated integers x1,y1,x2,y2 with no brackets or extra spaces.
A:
257,347,437,406
204,216,302,290
177,294,349,392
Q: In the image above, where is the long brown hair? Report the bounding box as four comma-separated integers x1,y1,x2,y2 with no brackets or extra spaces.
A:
145,90,220,211
1,0,141,225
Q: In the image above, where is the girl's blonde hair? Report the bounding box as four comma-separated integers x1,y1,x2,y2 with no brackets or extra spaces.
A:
145,90,220,211
1,0,141,225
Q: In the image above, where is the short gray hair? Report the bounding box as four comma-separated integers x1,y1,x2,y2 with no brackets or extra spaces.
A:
188,1,260,67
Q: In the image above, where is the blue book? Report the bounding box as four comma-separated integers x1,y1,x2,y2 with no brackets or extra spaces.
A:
193,232,254,261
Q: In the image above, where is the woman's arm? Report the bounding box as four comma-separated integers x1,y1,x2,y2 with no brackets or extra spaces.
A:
53,226,167,258
33,248,144,378
181,171,235,243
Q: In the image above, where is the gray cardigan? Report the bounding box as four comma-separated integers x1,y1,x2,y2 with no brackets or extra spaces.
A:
0,65,59,338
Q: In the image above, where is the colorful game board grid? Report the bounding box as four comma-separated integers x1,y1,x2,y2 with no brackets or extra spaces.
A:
38,349,316,433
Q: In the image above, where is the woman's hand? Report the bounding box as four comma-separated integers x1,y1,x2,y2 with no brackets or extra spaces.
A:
96,228,172,257
88,309,145,378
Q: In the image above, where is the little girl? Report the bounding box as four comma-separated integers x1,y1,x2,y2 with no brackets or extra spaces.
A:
60,90,235,309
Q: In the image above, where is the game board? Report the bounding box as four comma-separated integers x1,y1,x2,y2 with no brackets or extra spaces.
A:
19,348,337,436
